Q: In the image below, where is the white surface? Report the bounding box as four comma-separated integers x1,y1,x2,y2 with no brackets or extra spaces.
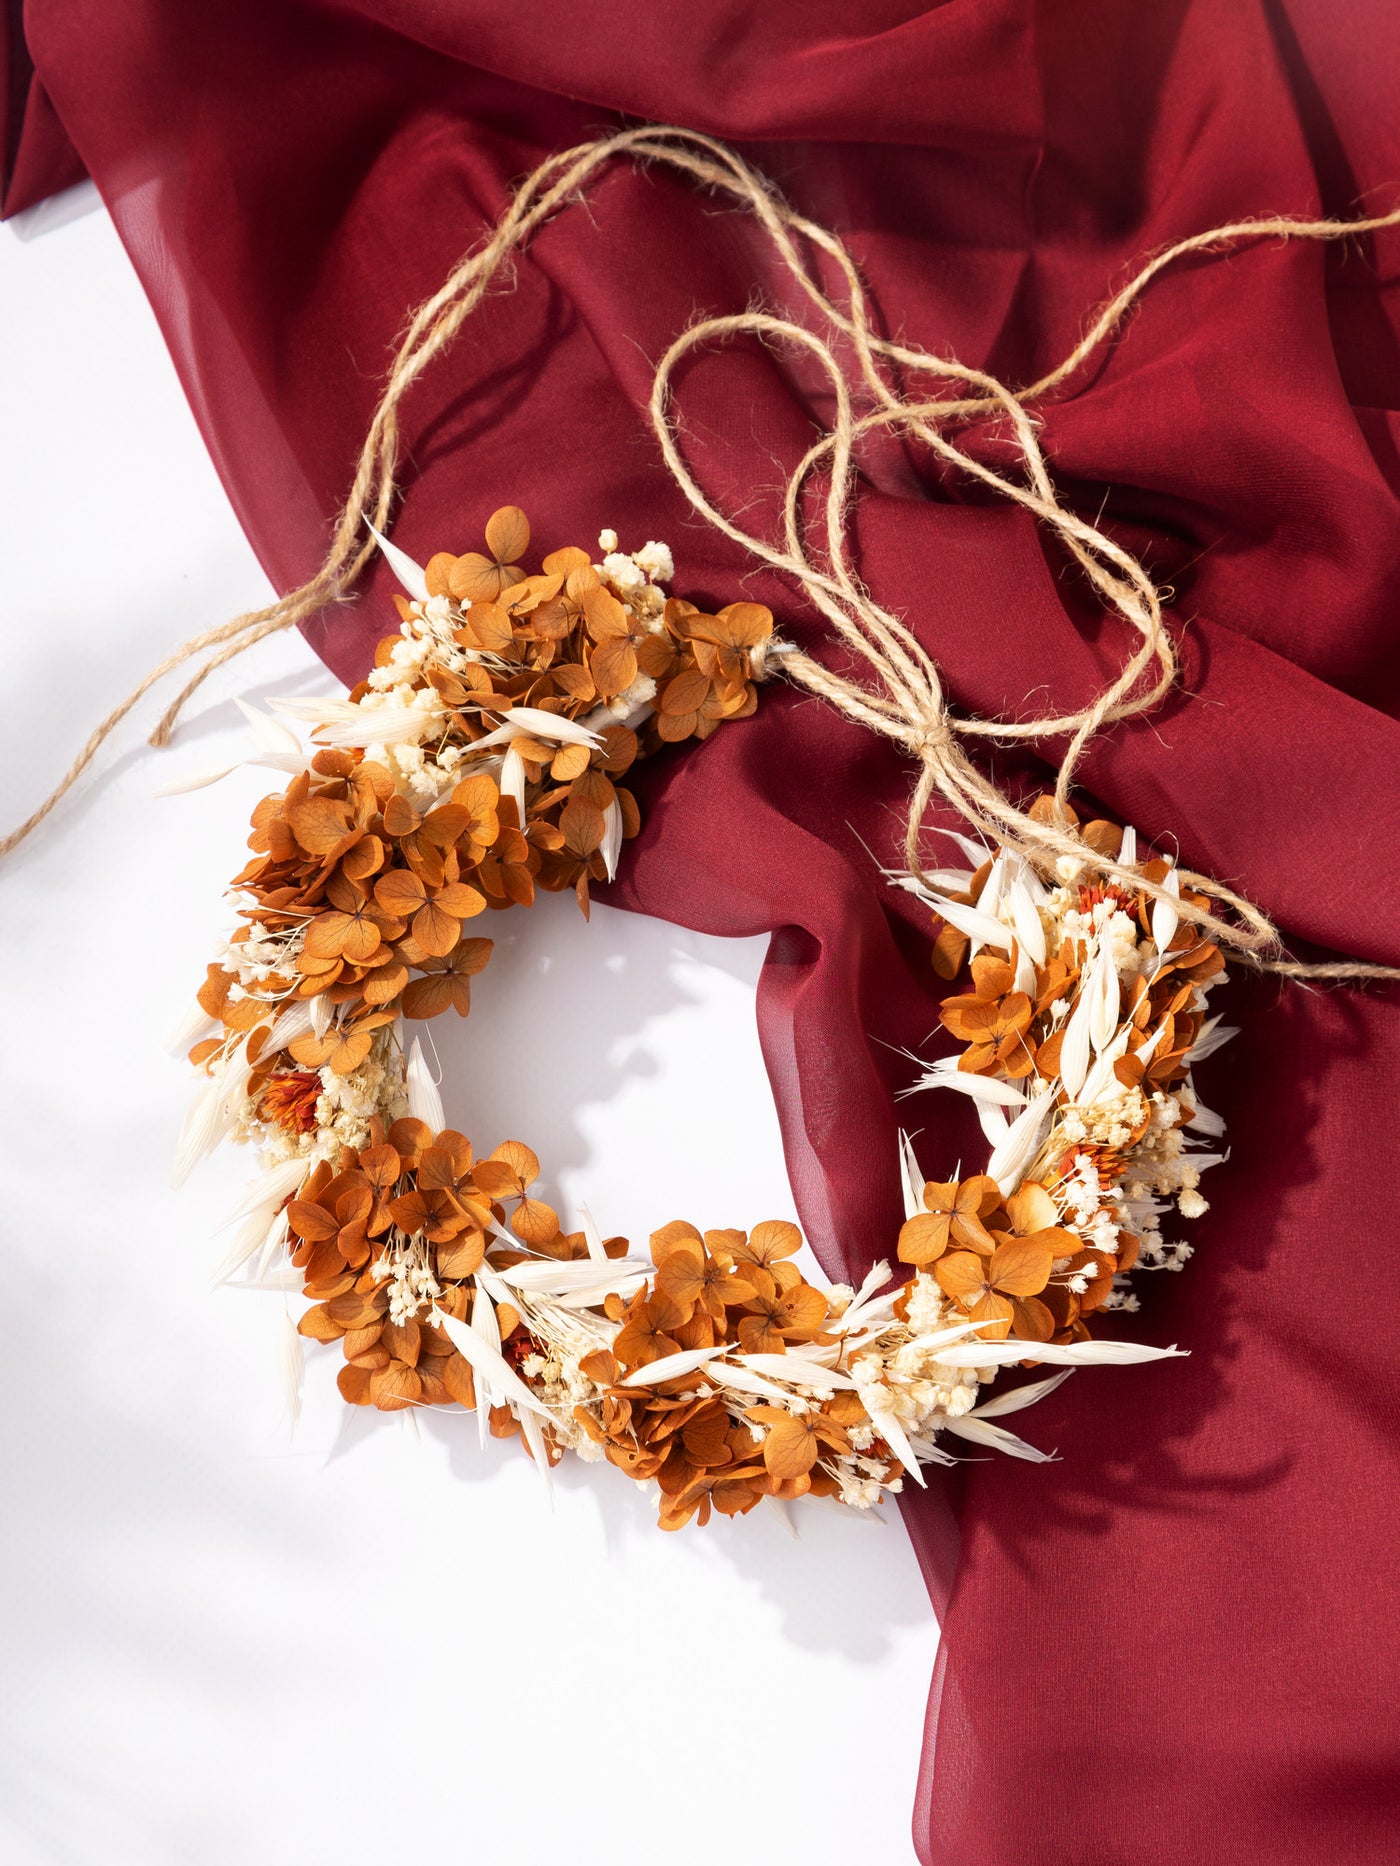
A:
0,198,937,1865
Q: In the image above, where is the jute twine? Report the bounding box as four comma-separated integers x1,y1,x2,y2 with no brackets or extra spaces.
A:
7,124,1399,983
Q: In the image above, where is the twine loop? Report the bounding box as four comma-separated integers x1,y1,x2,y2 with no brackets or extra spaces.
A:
5,126,1399,985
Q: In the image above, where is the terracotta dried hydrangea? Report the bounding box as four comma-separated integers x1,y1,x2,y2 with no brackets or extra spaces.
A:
193,506,774,1074
899,797,1230,1349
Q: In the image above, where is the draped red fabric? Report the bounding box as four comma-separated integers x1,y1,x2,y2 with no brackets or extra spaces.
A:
9,3,1400,1858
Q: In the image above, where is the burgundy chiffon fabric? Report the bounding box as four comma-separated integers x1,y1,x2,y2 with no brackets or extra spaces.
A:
9,4,1399,1858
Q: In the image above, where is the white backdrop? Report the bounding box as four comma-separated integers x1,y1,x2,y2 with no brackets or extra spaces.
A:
0,192,937,1866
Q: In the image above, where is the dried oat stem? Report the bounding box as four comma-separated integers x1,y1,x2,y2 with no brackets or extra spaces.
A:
8,126,1398,983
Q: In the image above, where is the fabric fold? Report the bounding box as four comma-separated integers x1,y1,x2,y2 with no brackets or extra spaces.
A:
2,7,84,214
10,2,1398,1858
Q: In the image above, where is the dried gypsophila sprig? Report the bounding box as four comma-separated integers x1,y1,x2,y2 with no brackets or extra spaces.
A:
174,514,1186,1531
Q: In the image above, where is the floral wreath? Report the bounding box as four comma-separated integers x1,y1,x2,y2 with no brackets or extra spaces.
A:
176,504,1224,1530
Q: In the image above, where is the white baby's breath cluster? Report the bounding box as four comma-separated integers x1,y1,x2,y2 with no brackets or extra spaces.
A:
369,1227,443,1328
228,1025,406,1170
596,527,674,606
313,1029,407,1153
220,919,306,989
590,529,675,721
832,1271,1005,1478
359,614,465,801
518,1345,610,1463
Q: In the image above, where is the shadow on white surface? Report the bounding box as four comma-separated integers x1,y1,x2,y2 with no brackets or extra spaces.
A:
8,178,103,242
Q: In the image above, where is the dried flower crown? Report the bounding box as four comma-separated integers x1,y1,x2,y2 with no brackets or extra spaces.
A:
175,506,1224,1529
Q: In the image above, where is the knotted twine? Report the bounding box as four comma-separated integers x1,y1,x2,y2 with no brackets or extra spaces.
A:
5,123,1399,983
